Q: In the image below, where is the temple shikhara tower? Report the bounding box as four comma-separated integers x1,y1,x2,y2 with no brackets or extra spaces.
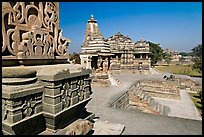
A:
2,2,94,135
80,15,151,75
80,15,112,71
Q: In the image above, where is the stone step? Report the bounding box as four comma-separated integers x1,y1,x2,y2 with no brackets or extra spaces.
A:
139,92,145,99
143,93,148,101
159,104,164,115
146,96,152,104
153,102,158,111
149,98,155,107
156,103,161,113
137,90,143,97
163,106,171,116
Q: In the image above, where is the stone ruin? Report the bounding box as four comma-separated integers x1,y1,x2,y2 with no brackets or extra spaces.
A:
2,2,94,135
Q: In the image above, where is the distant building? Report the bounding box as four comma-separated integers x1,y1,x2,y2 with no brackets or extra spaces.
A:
80,15,150,72
106,33,150,70
163,48,179,62
80,15,112,71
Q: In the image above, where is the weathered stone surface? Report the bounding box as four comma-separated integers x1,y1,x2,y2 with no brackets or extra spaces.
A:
2,2,94,135
65,119,93,135
138,80,180,100
92,120,125,135
2,2,71,66
2,67,45,135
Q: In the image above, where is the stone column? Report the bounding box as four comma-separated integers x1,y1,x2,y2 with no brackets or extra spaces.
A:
146,54,148,59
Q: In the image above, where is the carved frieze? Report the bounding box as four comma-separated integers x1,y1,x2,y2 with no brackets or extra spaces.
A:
2,2,71,66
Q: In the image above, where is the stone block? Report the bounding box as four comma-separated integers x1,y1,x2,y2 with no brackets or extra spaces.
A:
35,104,43,114
5,110,23,124
43,102,62,114
65,119,93,135
44,88,61,96
43,98,92,132
44,95,61,105
3,113,46,135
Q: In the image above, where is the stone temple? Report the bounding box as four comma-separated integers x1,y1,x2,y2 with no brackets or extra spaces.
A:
2,2,94,135
80,15,113,72
80,15,151,74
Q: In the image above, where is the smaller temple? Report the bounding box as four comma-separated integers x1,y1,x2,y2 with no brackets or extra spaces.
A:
80,15,113,72
133,38,151,70
106,32,150,72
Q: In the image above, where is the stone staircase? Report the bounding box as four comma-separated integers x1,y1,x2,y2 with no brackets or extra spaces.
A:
129,85,170,116
108,73,123,86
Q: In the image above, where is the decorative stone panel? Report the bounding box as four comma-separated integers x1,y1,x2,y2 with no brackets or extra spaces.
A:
2,2,71,66
35,64,93,132
2,67,45,135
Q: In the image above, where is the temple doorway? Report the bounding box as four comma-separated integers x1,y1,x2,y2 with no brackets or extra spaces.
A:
91,56,98,70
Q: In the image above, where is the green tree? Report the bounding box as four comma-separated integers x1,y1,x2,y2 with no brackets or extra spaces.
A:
163,52,172,66
148,41,163,66
191,44,202,73
179,52,192,57
69,52,81,64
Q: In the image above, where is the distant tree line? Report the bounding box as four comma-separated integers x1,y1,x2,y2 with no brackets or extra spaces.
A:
69,52,81,64
147,41,163,66
191,44,202,73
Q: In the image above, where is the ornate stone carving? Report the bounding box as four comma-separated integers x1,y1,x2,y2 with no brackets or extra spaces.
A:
21,96,36,117
61,80,71,109
2,2,71,66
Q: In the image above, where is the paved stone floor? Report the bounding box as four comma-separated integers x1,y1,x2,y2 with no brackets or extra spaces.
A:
86,71,202,135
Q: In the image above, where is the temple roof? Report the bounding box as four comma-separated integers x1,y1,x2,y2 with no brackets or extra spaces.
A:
116,32,122,36
88,14,97,23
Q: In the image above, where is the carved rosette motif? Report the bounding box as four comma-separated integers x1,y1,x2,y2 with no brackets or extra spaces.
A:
2,2,71,64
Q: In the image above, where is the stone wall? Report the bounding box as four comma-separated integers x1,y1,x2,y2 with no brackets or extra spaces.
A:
138,80,180,100
177,78,201,92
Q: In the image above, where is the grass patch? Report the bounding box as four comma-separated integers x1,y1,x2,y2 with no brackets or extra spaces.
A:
155,65,202,77
188,92,202,116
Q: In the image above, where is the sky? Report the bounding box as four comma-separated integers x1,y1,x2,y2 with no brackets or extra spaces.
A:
59,2,202,54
